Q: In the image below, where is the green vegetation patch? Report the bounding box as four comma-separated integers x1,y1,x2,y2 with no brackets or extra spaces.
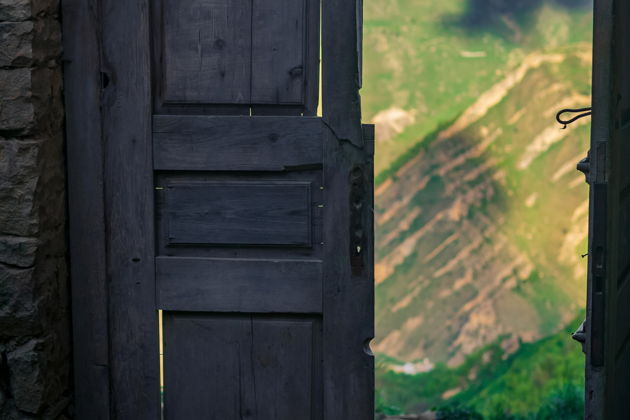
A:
376,316,585,418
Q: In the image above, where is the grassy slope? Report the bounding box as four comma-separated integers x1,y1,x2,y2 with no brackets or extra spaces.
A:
363,1,593,175
373,47,592,365
376,317,585,416
364,0,594,415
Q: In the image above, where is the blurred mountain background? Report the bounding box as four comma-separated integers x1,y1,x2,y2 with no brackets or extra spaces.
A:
362,0,593,416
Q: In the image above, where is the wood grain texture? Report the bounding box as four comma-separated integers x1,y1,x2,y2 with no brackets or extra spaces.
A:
321,127,374,420
251,317,319,419
587,0,627,418
61,0,110,418
156,257,323,313
612,347,630,416
321,0,374,416
322,0,363,146
163,313,321,420
251,0,305,104
614,124,630,291
615,278,630,354
100,0,160,417
153,115,323,171
605,7,630,416
154,171,324,260
165,182,312,246
585,1,612,418
163,314,252,420
162,0,252,104
155,0,319,113
303,0,320,116
250,104,304,116
65,0,370,417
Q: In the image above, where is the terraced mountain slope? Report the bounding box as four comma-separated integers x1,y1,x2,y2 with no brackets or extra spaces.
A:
363,0,593,176
364,0,593,370
373,48,591,367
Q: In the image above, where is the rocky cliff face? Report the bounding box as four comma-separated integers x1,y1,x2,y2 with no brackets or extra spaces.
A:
371,46,591,366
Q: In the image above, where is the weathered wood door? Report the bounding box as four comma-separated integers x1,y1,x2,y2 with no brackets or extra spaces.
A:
586,0,630,418
62,0,374,419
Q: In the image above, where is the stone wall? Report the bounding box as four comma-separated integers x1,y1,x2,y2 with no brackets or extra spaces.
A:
0,0,71,418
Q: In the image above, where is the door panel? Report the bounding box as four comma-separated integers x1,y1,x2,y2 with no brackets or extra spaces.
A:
153,0,319,112
163,314,322,420
154,114,327,419
156,257,323,312
162,0,253,104
164,182,312,246
251,0,306,104
155,116,326,418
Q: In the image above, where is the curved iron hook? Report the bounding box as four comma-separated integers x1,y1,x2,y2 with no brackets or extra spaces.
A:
556,107,592,129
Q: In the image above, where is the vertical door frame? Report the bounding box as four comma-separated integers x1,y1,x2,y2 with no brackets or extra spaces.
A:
63,0,160,418
62,0,111,418
322,0,375,417
99,0,160,417
587,0,612,418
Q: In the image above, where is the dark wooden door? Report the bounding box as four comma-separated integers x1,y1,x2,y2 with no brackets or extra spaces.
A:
62,0,374,419
586,0,630,418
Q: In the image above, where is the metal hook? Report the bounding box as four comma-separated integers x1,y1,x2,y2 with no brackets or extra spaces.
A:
556,107,592,129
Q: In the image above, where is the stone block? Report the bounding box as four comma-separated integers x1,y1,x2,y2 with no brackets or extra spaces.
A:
0,0,69,417
0,237,37,268
0,19,61,68
0,266,40,338
0,69,33,133
7,340,45,414
0,0,60,22
0,0,30,22
7,333,69,416
0,22,33,67
0,140,40,237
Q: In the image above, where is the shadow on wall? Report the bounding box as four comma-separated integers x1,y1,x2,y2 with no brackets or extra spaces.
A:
444,0,592,32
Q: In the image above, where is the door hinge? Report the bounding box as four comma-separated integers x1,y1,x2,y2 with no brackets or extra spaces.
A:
572,319,587,354
577,151,591,184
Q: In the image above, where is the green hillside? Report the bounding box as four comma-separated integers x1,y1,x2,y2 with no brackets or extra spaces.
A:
363,0,593,175
364,0,593,415
376,317,585,417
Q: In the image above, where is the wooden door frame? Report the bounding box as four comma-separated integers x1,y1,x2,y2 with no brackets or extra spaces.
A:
62,0,373,418
321,0,375,417
63,0,159,417
62,0,111,417
586,0,612,418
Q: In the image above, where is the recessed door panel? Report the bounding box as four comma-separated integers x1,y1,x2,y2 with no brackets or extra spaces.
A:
162,0,252,104
165,182,312,246
163,313,322,420
154,0,318,111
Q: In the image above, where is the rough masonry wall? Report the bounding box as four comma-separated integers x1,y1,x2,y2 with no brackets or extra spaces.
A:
0,0,71,418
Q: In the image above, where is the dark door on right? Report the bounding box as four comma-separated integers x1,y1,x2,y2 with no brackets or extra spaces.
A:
586,0,630,418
